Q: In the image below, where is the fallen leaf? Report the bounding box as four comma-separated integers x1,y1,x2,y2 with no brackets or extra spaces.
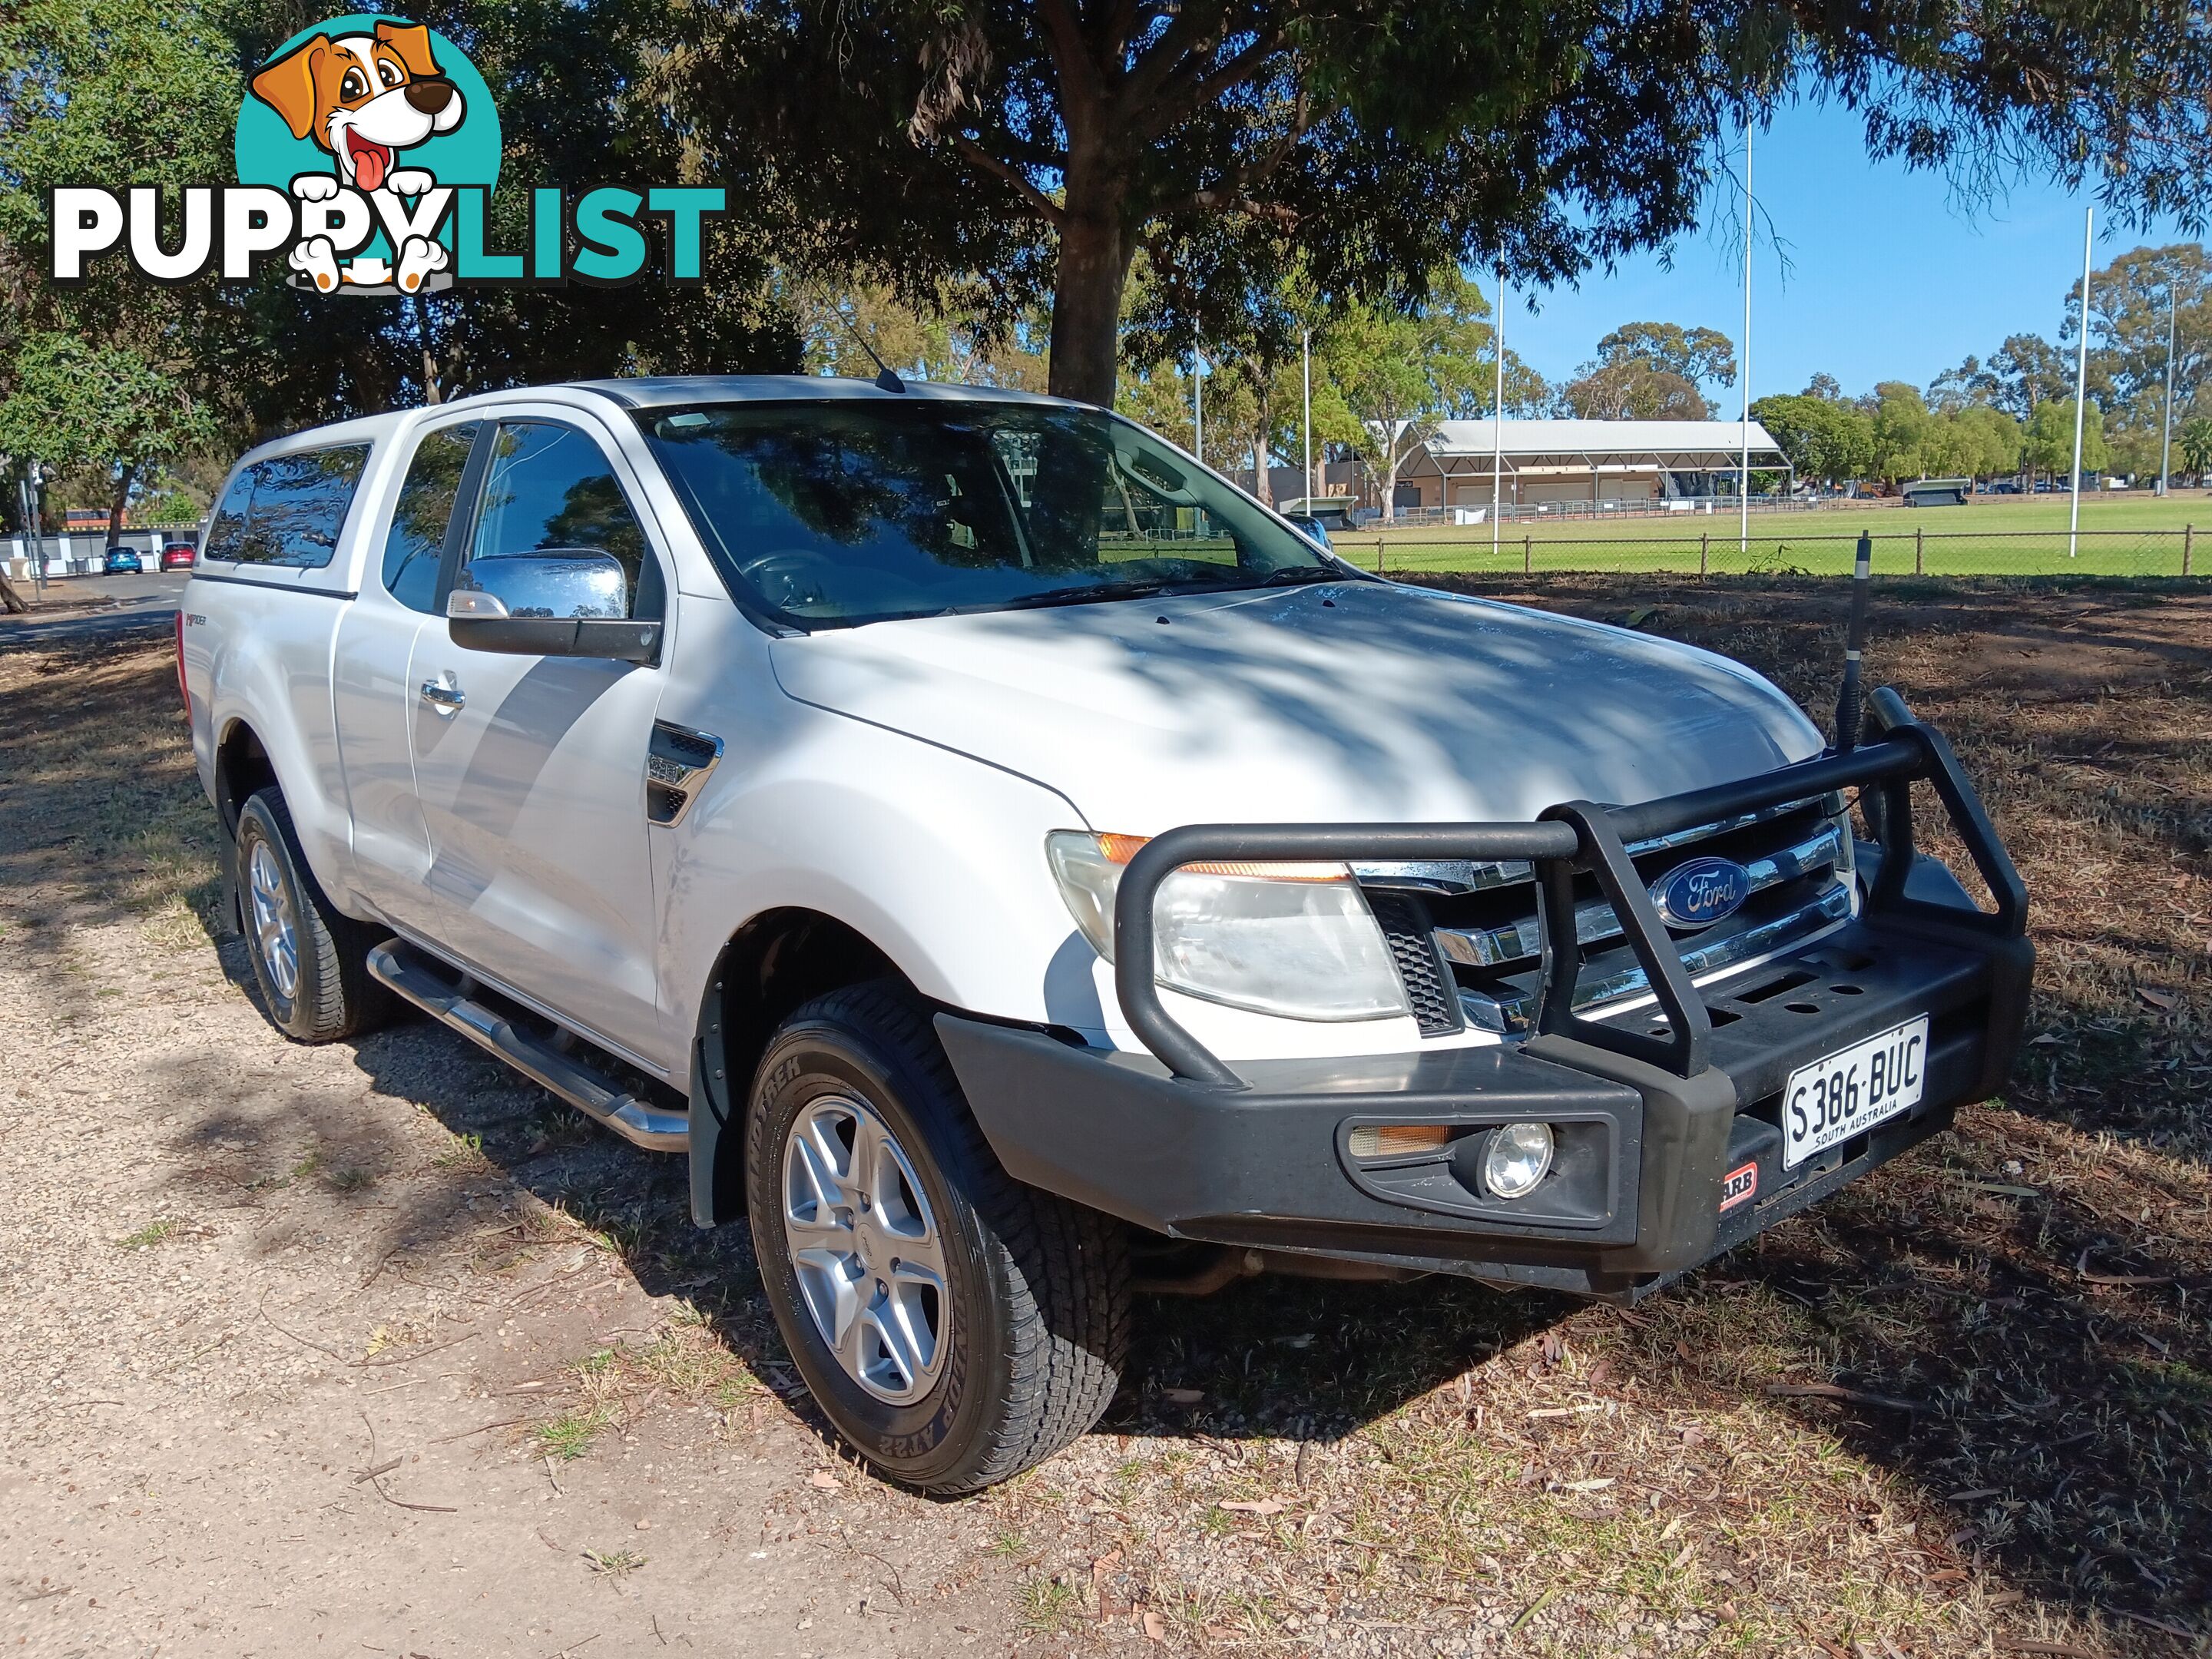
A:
1561,1477,1615,1492
1624,606,1658,627
1218,1498,1286,1515
2137,986,2180,1011
1161,1387,1204,1406
2030,1031,2064,1046
1945,1488,2001,1502
1141,1610,1167,1642
808,1470,842,1490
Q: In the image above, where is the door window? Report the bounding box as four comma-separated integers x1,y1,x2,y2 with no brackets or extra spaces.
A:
463,422,661,620
379,422,481,612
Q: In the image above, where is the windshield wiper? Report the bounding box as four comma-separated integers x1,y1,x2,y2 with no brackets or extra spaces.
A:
929,566,1340,619
974,578,1189,613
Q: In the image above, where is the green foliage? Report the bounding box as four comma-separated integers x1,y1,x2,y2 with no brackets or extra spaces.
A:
1867,382,1932,482
2180,416,2212,478
1750,393,1875,483
2023,399,2109,479
1985,335,2075,419
0,0,800,454
1561,359,1709,419
1593,322,1737,389
2025,399,2096,478
673,0,2212,406
0,334,215,476
1320,270,1498,518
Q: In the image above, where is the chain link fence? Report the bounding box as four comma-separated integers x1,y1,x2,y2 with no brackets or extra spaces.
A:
1356,528,2206,579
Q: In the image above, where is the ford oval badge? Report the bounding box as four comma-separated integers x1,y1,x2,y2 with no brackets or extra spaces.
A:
1650,856,1751,929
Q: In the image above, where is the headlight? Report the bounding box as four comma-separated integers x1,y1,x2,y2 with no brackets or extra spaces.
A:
1045,831,1412,1022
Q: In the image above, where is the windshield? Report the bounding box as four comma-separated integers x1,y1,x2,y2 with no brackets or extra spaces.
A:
637,399,1338,628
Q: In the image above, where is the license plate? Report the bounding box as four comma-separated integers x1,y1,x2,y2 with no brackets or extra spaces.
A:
1782,1015,1929,1169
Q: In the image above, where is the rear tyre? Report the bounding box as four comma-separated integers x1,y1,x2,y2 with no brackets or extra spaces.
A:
746,981,1130,1495
235,787,392,1043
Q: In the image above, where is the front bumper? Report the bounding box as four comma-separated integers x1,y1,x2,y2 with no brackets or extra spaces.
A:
937,690,2033,1300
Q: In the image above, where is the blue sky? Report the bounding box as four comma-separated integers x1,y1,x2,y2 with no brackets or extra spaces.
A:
1500,99,2191,402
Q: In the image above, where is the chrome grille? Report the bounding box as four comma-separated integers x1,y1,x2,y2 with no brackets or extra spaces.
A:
1359,795,1854,1036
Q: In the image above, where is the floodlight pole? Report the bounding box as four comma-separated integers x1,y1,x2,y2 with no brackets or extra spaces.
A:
1302,329,1313,507
1492,264,1506,561
2069,207,2091,558
2160,280,2177,496
1740,114,1753,561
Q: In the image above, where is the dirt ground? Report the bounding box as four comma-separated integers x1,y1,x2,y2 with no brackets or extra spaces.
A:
1,576,2205,1658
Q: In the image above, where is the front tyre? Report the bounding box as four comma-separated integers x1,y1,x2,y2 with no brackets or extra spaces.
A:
746,982,1129,1495
234,787,391,1043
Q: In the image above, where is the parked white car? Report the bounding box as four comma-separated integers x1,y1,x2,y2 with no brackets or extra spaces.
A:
179,377,2032,1492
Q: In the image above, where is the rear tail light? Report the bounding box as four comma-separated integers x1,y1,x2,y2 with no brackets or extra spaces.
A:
174,609,189,715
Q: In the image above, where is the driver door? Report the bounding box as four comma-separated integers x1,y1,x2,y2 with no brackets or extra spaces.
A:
405,413,671,1070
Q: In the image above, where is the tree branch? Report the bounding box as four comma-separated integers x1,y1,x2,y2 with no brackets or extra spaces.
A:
951,134,1066,227
1101,0,1148,65
1148,91,1309,214
1114,0,1234,115
1035,0,1106,125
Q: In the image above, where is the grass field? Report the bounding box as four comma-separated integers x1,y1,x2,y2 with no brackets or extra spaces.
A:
1360,492,2212,578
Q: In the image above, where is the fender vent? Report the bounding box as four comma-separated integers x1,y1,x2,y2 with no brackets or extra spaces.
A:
646,720,724,825
1366,891,1463,1037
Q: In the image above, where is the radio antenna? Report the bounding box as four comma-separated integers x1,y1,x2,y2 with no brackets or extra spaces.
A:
838,315,906,394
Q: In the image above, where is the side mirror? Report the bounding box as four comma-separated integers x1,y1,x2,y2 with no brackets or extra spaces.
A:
445,550,661,662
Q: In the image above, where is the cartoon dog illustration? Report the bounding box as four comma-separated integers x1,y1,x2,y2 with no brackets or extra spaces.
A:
249,22,463,293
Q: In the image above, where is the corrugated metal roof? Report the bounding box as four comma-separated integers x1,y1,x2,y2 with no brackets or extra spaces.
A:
1425,419,1782,456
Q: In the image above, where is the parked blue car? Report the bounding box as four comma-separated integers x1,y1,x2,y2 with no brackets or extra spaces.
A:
103,546,143,575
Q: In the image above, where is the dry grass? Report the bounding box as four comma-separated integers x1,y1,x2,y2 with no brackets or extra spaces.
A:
972,577,2210,1657
0,637,225,964
4,588,2204,1657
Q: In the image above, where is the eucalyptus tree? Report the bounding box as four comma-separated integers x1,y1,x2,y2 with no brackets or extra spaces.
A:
673,0,2212,408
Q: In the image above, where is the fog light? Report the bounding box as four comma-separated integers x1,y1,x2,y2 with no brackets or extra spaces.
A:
1482,1122,1554,1198
1347,1124,1452,1160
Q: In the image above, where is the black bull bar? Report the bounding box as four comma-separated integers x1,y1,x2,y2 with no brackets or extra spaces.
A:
1111,686,2028,1091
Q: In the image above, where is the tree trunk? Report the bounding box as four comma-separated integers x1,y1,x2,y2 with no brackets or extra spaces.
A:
106,462,136,549
415,296,445,405
0,570,27,614
1251,382,1274,505
1047,151,1131,408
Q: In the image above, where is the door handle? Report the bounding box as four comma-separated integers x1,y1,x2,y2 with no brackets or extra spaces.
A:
419,676,465,717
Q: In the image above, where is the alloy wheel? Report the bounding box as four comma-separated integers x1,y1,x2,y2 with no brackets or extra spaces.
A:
247,839,300,1002
780,1094,951,1405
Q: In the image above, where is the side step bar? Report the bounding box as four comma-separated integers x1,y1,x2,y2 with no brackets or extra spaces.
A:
367,942,690,1153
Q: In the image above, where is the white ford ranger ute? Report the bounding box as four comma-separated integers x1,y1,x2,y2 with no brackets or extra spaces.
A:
180,376,2032,1493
